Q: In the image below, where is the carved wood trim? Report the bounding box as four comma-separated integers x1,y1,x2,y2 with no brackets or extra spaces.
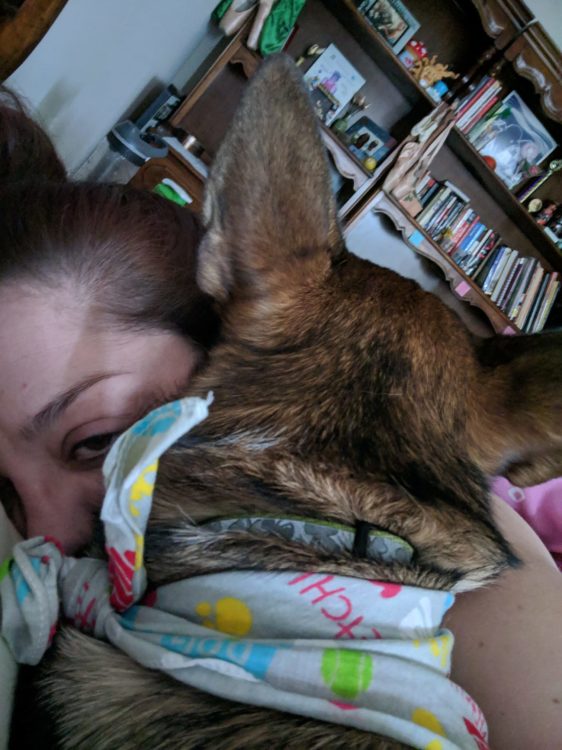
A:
362,190,519,335
471,0,562,123
0,0,67,80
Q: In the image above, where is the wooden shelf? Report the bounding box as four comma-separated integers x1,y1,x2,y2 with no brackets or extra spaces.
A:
328,0,435,110
447,127,562,270
359,190,521,334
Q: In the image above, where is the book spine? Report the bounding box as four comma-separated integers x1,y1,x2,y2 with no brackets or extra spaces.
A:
515,266,544,328
491,250,517,302
443,179,470,204
430,197,464,237
457,224,489,270
449,211,479,254
532,274,559,332
426,194,458,233
523,273,549,332
455,77,493,120
468,234,500,279
507,258,536,319
497,258,524,311
460,94,500,134
417,186,449,226
481,246,507,293
467,100,504,146
457,80,500,130
440,206,471,252
416,173,434,199
433,200,467,242
464,230,495,276
533,279,560,333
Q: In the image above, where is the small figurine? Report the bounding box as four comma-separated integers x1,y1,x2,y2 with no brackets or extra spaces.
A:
535,200,557,227
515,159,562,202
331,93,369,137
399,40,427,70
411,55,458,88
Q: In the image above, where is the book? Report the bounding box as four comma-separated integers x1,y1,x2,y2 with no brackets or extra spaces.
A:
507,258,537,319
455,77,494,121
450,211,480,254
444,179,470,204
417,186,450,227
429,196,464,237
491,249,517,301
456,224,489,271
460,94,500,134
415,173,433,197
472,243,501,285
442,207,474,251
467,100,504,146
532,274,559,332
497,257,525,310
515,265,544,328
432,199,467,242
457,79,501,130
426,194,458,233
418,181,441,209
465,230,497,277
523,272,549,332
482,246,508,293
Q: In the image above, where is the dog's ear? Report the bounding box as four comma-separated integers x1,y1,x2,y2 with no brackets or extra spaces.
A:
198,54,344,303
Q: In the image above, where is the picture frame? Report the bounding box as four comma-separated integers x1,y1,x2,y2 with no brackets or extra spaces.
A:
345,115,397,166
474,91,557,190
357,0,420,54
303,44,366,125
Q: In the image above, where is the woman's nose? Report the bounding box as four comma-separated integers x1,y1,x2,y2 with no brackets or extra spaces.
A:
11,472,103,554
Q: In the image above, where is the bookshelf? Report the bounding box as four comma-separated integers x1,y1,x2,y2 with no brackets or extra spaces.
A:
133,0,562,333
358,190,520,335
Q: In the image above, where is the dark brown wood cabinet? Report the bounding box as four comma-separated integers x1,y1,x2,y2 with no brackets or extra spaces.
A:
133,0,562,334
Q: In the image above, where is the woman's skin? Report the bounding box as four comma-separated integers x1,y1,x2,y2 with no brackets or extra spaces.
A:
0,281,202,553
1,282,561,749
445,497,562,749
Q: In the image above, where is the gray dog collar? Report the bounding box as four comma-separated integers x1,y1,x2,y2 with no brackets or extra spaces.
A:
202,515,414,565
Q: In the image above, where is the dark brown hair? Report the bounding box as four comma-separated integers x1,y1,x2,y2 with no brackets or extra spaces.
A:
0,86,66,182
0,89,220,350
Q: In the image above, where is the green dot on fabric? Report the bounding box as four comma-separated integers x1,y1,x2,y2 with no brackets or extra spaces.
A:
0,557,12,583
321,648,373,699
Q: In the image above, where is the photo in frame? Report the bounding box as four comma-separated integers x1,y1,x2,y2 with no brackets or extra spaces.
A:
303,44,366,125
345,115,397,165
357,0,420,54
474,91,557,190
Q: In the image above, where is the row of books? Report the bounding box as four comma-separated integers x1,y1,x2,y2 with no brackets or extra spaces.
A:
413,175,496,275
474,247,559,333
412,174,559,331
454,76,503,136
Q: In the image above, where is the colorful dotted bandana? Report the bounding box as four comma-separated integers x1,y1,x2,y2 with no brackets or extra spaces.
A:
0,395,489,749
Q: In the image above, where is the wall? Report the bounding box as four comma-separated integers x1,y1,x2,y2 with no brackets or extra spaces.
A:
6,0,219,172
525,0,562,49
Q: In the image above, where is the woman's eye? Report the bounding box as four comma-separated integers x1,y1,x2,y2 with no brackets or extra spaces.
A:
70,433,119,464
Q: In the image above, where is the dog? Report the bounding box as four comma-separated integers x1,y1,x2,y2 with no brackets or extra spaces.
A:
21,54,562,749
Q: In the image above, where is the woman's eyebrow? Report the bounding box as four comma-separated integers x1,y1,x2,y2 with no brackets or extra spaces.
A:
21,373,120,439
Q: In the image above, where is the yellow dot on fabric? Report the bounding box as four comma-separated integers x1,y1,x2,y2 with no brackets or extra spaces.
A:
425,741,443,750
195,601,212,617
134,533,144,571
412,708,446,737
429,634,452,668
129,461,158,503
195,597,253,636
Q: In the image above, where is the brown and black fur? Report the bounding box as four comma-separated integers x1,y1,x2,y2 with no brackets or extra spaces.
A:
21,56,562,749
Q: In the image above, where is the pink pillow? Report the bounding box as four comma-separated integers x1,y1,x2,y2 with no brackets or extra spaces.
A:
492,476,562,570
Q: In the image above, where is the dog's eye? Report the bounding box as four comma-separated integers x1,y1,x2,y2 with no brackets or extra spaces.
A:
70,433,119,465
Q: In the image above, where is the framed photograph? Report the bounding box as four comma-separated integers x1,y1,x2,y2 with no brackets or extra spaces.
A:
357,0,420,54
345,115,397,165
475,91,557,190
303,44,365,125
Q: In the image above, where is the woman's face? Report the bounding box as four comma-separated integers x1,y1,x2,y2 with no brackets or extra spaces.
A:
0,282,202,554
